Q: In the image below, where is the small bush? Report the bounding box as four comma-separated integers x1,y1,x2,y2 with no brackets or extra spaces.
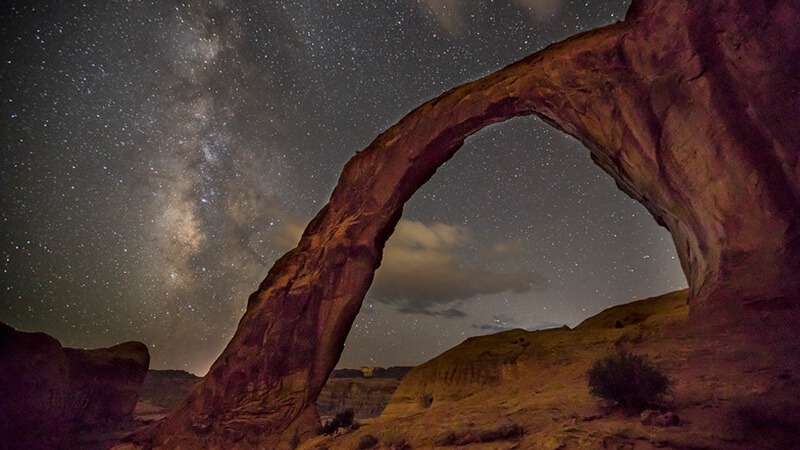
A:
588,352,670,412
320,408,355,435
357,434,379,449
418,393,433,408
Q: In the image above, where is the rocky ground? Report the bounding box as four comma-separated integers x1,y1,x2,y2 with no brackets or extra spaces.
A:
6,289,799,449
304,290,800,450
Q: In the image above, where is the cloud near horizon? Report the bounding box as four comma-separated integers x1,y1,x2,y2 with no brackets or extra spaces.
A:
275,218,547,317
472,314,563,333
368,219,547,317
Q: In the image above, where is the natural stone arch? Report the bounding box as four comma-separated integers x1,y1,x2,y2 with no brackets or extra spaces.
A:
137,0,800,448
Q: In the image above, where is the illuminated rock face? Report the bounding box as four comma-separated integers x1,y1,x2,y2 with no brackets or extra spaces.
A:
142,1,800,448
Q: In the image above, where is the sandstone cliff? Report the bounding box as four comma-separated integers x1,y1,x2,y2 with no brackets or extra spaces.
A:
317,376,406,420
309,290,800,449
0,322,149,449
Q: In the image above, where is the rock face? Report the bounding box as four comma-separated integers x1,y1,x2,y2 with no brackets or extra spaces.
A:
316,290,800,449
317,368,411,420
0,322,149,449
139,1,800,448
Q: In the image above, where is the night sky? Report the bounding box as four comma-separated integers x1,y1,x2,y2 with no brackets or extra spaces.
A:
1,0,687,375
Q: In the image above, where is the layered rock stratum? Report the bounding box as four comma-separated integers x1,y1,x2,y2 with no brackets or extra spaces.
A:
0,322,149,449
133,0,800,448
317,367,411,420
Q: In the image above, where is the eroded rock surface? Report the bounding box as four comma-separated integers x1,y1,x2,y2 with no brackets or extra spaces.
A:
317,368,411,420
138,0,800,448
0,322,149,449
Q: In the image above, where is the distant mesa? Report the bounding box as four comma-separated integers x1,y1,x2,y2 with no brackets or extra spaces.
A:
318,366,413,420
137,369,202,416
0,322,149,449
330,366,413,379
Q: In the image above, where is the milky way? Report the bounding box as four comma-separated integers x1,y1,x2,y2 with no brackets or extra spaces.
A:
1,1,686,374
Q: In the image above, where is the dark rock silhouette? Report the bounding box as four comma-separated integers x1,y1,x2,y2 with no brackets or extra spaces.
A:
135,0,800,448
138,370,202,412
0,322,149,449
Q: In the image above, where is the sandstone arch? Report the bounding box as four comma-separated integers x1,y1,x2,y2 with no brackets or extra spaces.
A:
139,0,800,448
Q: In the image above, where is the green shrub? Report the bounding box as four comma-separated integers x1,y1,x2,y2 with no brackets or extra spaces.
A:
587,351,670,411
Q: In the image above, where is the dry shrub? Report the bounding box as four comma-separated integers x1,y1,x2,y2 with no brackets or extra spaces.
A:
320,408,355,435
588,351,670,412
357,434,379,449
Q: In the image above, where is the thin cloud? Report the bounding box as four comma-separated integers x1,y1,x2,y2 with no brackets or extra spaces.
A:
396,306,468,318
472,314,563,333
369,220,547,317
274,218,548,318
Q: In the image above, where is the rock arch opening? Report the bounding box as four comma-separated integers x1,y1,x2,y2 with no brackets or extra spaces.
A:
138,1,800,448
338,114,687,369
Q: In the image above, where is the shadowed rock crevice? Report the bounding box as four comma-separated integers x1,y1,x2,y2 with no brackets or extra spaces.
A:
136,0,800,448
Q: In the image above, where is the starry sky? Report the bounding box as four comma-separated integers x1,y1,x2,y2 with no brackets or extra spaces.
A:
1,0,687,375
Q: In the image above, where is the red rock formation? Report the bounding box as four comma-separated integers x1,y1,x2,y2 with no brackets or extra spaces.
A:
139,0,800,448
64,342,152,425
0,322,149,449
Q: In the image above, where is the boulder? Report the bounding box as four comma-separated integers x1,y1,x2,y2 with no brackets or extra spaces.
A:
0,322,149,448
